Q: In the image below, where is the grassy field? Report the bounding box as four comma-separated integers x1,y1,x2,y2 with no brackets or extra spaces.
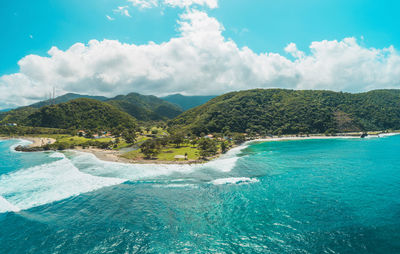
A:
121,144,200,161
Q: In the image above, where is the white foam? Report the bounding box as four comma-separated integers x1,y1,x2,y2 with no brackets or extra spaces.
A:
71,148,247,180
378,133,400,137
211,177,259,185
203,156,239,172
49,152,66,159
0,195,20,213
9,139,32,152
0,157,126,212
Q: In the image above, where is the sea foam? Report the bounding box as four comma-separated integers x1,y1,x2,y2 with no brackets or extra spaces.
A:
0,195,20,213
211,177,259,185
0,155,126,213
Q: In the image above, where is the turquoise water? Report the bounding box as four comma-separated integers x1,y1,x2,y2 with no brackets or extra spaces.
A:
1,136,400,253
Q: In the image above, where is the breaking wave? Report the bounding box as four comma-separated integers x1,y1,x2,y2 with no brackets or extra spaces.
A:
211,177,259,185
0,155,126,213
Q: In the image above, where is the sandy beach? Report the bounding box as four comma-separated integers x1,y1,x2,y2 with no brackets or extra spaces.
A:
0,136,56,147
72,134,368,165
4,133,399,165
73,147,203,165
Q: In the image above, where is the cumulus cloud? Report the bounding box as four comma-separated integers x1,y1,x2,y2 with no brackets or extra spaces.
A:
1,10,400,108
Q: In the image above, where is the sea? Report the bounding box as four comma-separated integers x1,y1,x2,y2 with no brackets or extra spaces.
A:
0,135,400,253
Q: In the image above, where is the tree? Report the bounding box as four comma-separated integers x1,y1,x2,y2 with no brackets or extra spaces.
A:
122,129,137,144
232,133,245,144
220,141,228,153
171,133,184,147
140,140,161,159
85,131,94,139
197,138,218,159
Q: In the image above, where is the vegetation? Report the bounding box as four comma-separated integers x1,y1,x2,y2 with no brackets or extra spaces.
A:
107,92,183,121
161,94,217,110
0,92,183,126
0,126,69,136
170,89,400,135
24,98,137,130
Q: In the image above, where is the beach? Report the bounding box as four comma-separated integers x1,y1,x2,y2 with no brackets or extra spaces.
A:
3,133,399,165
0,136,56,147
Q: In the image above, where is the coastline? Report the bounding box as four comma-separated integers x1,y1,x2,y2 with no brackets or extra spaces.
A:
73,147,205,165
0,136,56,148
3,133,399,166
69,133,399,165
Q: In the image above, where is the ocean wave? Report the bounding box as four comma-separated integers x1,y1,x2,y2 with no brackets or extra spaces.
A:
211,177,259,185
9,139,32,152
0,156,126,213
49,152,66,159
0,195,20,213
71,146,248,181
378,133,400,137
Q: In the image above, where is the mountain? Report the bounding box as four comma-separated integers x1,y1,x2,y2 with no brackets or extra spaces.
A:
0,93,109,124
170,89,400,135
160,94,217,110
25,98,136,130
107,93,183,121
29,93,108,108
0,92,183,125
0,108,13,112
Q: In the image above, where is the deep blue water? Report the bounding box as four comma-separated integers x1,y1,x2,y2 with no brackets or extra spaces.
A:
1,136,400,253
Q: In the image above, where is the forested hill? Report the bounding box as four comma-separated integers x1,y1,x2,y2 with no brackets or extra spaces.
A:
107,93,183,121
169,89,400,135
30,93,109,108
0,93,109,124
24,98,136,130
0,92,183,125
160,94,217,110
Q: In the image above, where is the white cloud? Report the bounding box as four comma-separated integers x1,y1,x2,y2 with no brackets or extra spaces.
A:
127,0,218,9
106,15,115,21
127,0,158,9
1,10,400,108
164,0,218,8
113,6,131,17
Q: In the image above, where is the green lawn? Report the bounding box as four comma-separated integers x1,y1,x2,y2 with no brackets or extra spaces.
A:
121,145,200,161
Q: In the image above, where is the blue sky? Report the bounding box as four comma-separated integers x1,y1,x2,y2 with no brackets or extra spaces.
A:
2,0,400,75
1,0,400,108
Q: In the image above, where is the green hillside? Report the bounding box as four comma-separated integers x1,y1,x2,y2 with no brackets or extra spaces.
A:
24,98,136,130
107,93,183,121
0,92,183,125
0,93,108,125
170,89,400,135
161,94,216,110
30,93,108,108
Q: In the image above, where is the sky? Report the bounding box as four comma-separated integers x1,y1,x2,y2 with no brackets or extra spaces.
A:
1,0,400,108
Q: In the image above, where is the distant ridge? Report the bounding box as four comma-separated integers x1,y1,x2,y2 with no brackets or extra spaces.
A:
25,98,136,130
160,94,217,110
0,92,184,125
30,93,109,108
107,92,183,121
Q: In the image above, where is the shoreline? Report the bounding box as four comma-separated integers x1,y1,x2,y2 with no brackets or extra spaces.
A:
0,136,56,148
3,132,399,165
63,133,400,165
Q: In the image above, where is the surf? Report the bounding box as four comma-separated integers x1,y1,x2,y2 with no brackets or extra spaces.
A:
0,152,126,213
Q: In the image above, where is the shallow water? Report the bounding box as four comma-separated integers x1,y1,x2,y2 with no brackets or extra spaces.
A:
1,136,400,253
